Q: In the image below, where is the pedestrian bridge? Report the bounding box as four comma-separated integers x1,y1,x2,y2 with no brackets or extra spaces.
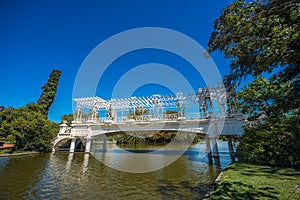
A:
53,86,244,164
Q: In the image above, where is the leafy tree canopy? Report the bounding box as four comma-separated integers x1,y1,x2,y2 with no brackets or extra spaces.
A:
237,110,300,167
208,0,299,86
209,0,299,118
0,103,59,152
0,70,61,152
37,70,61,116
209,0,300,167
237,77,297,118
61,113,74,125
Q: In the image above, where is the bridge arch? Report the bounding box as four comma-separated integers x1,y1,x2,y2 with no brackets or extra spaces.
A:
53,136,86,152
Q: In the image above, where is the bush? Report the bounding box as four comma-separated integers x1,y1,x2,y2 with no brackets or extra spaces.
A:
237,112,300,167
0,104,59,153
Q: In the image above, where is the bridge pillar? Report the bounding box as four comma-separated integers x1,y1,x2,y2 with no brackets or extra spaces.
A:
205,137,213,164
70,138,76,153
211,137,220,166
102,136,107,151
85,138,91,153
52,145,56,152
211,138,219,157
227,136,235,162
85,126,93,153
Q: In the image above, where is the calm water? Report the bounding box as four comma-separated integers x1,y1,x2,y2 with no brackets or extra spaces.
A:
0,141,233,199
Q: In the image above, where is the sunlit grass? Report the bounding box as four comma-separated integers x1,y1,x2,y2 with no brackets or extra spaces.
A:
0,150,38,156
0,149,13,155
208,162,300,200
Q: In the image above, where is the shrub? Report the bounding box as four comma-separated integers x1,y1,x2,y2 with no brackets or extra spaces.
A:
237,112,300,167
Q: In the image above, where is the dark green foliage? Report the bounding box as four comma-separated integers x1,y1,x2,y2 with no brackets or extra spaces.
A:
114,131,202,145
209,0,300,167
164,110,179,115
37,70,61,116
237,110,300,167
61,113,74,126
237,77,297,118
134,106,149,116
115,132,176,144
208,0,300,86
0,70,61,152
0,104,59,152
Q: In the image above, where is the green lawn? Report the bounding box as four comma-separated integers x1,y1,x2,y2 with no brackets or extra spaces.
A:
208,162,300,200
0,150,38,156
0,149,13,155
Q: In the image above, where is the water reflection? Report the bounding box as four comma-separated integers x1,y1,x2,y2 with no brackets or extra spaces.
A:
0,141,232,199
65,153,74,173
82,153,89,174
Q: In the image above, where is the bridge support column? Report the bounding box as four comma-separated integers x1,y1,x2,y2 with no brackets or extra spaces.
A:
85,138,91,153
205,137,213,164
70,138,76,153
211,138,219,157
227,136,235,162
102,136,107,151
211,137,220,166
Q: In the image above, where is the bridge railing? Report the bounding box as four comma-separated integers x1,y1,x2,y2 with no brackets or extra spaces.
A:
100,113,204,123
75,114,237,125
98,112,229,123
162,113,178,121
71,129,88,137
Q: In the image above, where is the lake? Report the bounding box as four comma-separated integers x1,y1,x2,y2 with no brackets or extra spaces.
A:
0,141,233,199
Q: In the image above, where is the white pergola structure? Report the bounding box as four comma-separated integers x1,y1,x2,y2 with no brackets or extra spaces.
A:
72,85,234,123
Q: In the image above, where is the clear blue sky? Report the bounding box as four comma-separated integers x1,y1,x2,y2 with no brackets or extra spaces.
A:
0,0,233,122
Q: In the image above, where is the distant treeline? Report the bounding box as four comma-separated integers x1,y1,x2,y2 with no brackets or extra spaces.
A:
113,131,204,145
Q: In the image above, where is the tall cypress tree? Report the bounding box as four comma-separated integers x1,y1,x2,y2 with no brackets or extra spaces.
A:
37,70,62,116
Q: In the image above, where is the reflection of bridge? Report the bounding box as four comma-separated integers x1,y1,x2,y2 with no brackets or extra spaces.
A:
53,86,244,164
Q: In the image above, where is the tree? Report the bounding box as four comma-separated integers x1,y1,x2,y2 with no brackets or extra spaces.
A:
37,70,62,116
237,111,300,167
134,106,149,116
208,0,300,117
0,104,59,152
237,77,295,118
0,70,61,152
208,0,300,166
208,0,299,86
61,113,74,125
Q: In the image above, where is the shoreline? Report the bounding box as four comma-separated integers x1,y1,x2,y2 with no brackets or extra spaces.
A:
203,164,231,199
0,151,40,157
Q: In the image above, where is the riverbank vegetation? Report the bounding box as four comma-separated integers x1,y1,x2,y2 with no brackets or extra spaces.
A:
208,0,300,168
114,131,204,145
0,70,61,153
206,0,300,198
208,162,300,199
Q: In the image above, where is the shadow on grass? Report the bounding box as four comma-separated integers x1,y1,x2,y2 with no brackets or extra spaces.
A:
238,163,300,181
209,181,279,200
208,162,300,199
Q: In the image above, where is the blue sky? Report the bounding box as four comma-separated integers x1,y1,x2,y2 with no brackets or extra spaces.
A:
0,0,233,122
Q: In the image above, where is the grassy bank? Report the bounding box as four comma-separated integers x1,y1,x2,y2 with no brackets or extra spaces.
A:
0,150,39,157
208,162,300,200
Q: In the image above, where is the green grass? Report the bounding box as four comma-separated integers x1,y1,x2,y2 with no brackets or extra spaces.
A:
208,162,300,200
0,149,13,155
0,150,37,155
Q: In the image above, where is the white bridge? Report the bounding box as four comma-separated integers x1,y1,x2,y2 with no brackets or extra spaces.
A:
53,86,244,163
